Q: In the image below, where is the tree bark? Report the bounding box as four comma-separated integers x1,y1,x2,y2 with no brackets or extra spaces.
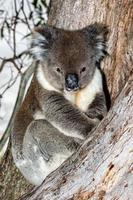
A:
1,0,133,199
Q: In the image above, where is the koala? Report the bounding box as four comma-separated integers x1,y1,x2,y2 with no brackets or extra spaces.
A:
11,23,108,186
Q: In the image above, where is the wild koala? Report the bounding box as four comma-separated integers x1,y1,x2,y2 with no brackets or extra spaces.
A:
11,23,108,186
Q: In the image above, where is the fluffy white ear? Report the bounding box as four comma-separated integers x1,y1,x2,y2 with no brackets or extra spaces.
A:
30,25,58,60
83,23,108,62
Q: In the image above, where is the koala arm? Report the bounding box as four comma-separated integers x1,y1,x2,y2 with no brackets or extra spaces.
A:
36,90,98,140
85,92,107,120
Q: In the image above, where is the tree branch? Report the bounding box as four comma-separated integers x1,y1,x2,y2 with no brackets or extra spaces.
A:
0,50,29,72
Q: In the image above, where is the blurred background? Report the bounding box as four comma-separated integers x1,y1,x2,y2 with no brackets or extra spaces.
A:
0,0,50,154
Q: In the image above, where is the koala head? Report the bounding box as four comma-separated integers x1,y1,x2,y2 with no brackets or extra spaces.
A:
31,23,108,92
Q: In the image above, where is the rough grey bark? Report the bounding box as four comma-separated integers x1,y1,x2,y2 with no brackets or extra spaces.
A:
1,0,133,199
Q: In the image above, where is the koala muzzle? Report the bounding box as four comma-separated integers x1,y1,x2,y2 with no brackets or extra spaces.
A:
65,73,79,91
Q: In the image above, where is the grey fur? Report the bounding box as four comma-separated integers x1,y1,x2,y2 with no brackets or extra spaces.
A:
86,92,107,120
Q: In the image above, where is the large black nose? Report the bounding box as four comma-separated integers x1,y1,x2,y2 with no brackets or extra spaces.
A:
65,73,79,91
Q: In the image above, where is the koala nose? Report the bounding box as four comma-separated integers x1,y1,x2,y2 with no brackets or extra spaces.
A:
65,73,79,91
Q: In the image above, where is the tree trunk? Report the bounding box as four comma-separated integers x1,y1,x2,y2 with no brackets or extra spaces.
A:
1,0,133,199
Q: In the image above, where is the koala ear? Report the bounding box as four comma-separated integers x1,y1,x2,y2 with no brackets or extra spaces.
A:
83,23,108,62
30,25,58,60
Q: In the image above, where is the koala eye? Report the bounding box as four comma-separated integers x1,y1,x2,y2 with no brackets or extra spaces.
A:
56,67,61,73
80,67,86,73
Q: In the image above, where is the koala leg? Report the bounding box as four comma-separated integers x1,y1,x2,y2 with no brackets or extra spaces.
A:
19,119,80,186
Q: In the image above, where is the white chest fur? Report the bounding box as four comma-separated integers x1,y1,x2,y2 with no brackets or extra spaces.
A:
64,68,103,112
37,66,103,112
76,68,103,111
